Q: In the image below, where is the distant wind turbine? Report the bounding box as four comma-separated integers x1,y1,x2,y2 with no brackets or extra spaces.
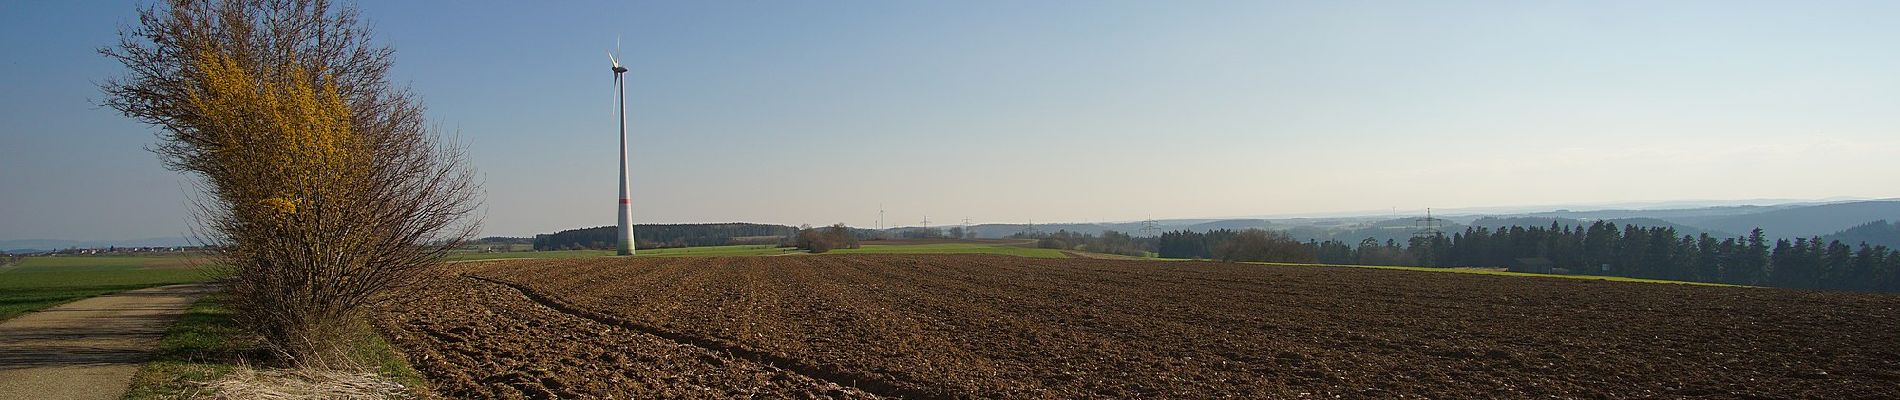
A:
609,45,634,256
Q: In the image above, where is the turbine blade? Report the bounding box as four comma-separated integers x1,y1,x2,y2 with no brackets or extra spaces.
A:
607,50,619,68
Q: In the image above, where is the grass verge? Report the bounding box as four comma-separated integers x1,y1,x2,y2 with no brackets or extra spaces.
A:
347,322,430,392
123,292,432,399
123,292,248,399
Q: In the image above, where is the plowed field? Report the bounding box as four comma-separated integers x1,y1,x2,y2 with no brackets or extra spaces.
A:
379,255,1900,399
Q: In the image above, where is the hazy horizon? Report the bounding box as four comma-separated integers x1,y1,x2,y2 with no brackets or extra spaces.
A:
5,196,1890,243
5,1,1900,241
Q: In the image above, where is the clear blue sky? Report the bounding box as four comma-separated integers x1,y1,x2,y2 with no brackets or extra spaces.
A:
3,0,1899,241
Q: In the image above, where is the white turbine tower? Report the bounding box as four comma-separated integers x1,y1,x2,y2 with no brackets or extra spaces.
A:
609,47,634,256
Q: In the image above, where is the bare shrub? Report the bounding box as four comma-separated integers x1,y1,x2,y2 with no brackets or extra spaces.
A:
101,0,478,365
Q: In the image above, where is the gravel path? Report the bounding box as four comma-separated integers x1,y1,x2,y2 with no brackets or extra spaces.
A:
0,284,214,400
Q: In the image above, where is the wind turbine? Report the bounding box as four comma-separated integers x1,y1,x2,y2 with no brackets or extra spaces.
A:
609,46,634,256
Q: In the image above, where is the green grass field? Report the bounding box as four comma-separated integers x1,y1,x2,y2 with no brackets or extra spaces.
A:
1246,261,1746,287
1,255,199,272
0,255,218,321
446,249,616,261
824,241,1070,258
866,244,1735,287
637,245,797,257
453,242,1734,288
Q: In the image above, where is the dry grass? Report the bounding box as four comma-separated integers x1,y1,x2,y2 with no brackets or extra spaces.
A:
197,365,412,400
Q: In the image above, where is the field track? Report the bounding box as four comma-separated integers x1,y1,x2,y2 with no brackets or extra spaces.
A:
380,255,1900,398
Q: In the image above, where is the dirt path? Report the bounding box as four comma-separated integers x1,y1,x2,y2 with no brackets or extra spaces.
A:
0,283,215,400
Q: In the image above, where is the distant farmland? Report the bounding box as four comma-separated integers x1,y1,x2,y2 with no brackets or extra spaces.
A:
445,240,1064,261
0,255,213,320
381,254,1900,398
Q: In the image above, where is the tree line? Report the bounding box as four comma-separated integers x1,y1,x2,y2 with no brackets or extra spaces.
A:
1294,221,1900,293
1156,229,1315,262
1024,230,1151,257
793,224,861,253
533,223,796,250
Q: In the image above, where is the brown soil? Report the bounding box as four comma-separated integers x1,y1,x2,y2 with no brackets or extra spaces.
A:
383,255,1900,398
376,273,873,399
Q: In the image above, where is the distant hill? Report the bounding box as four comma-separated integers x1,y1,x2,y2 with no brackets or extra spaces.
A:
1187,219,1274,231
1820,220,1900,249
1518,204,1800,221
959,219,1279,239
1675,201,1900,239
966,222,1155,239
920,199,1900,243
1466,217,1736,238
1278,218,1468,245
1482,200,1900,240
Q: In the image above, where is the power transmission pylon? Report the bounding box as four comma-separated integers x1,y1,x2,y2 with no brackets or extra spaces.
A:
1414,208,1444,237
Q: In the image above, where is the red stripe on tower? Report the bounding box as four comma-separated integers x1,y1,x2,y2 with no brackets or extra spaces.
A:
619,198,630,204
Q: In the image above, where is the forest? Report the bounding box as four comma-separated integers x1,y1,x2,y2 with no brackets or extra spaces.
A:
1821,220,1900,249
1150,221,1900,293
